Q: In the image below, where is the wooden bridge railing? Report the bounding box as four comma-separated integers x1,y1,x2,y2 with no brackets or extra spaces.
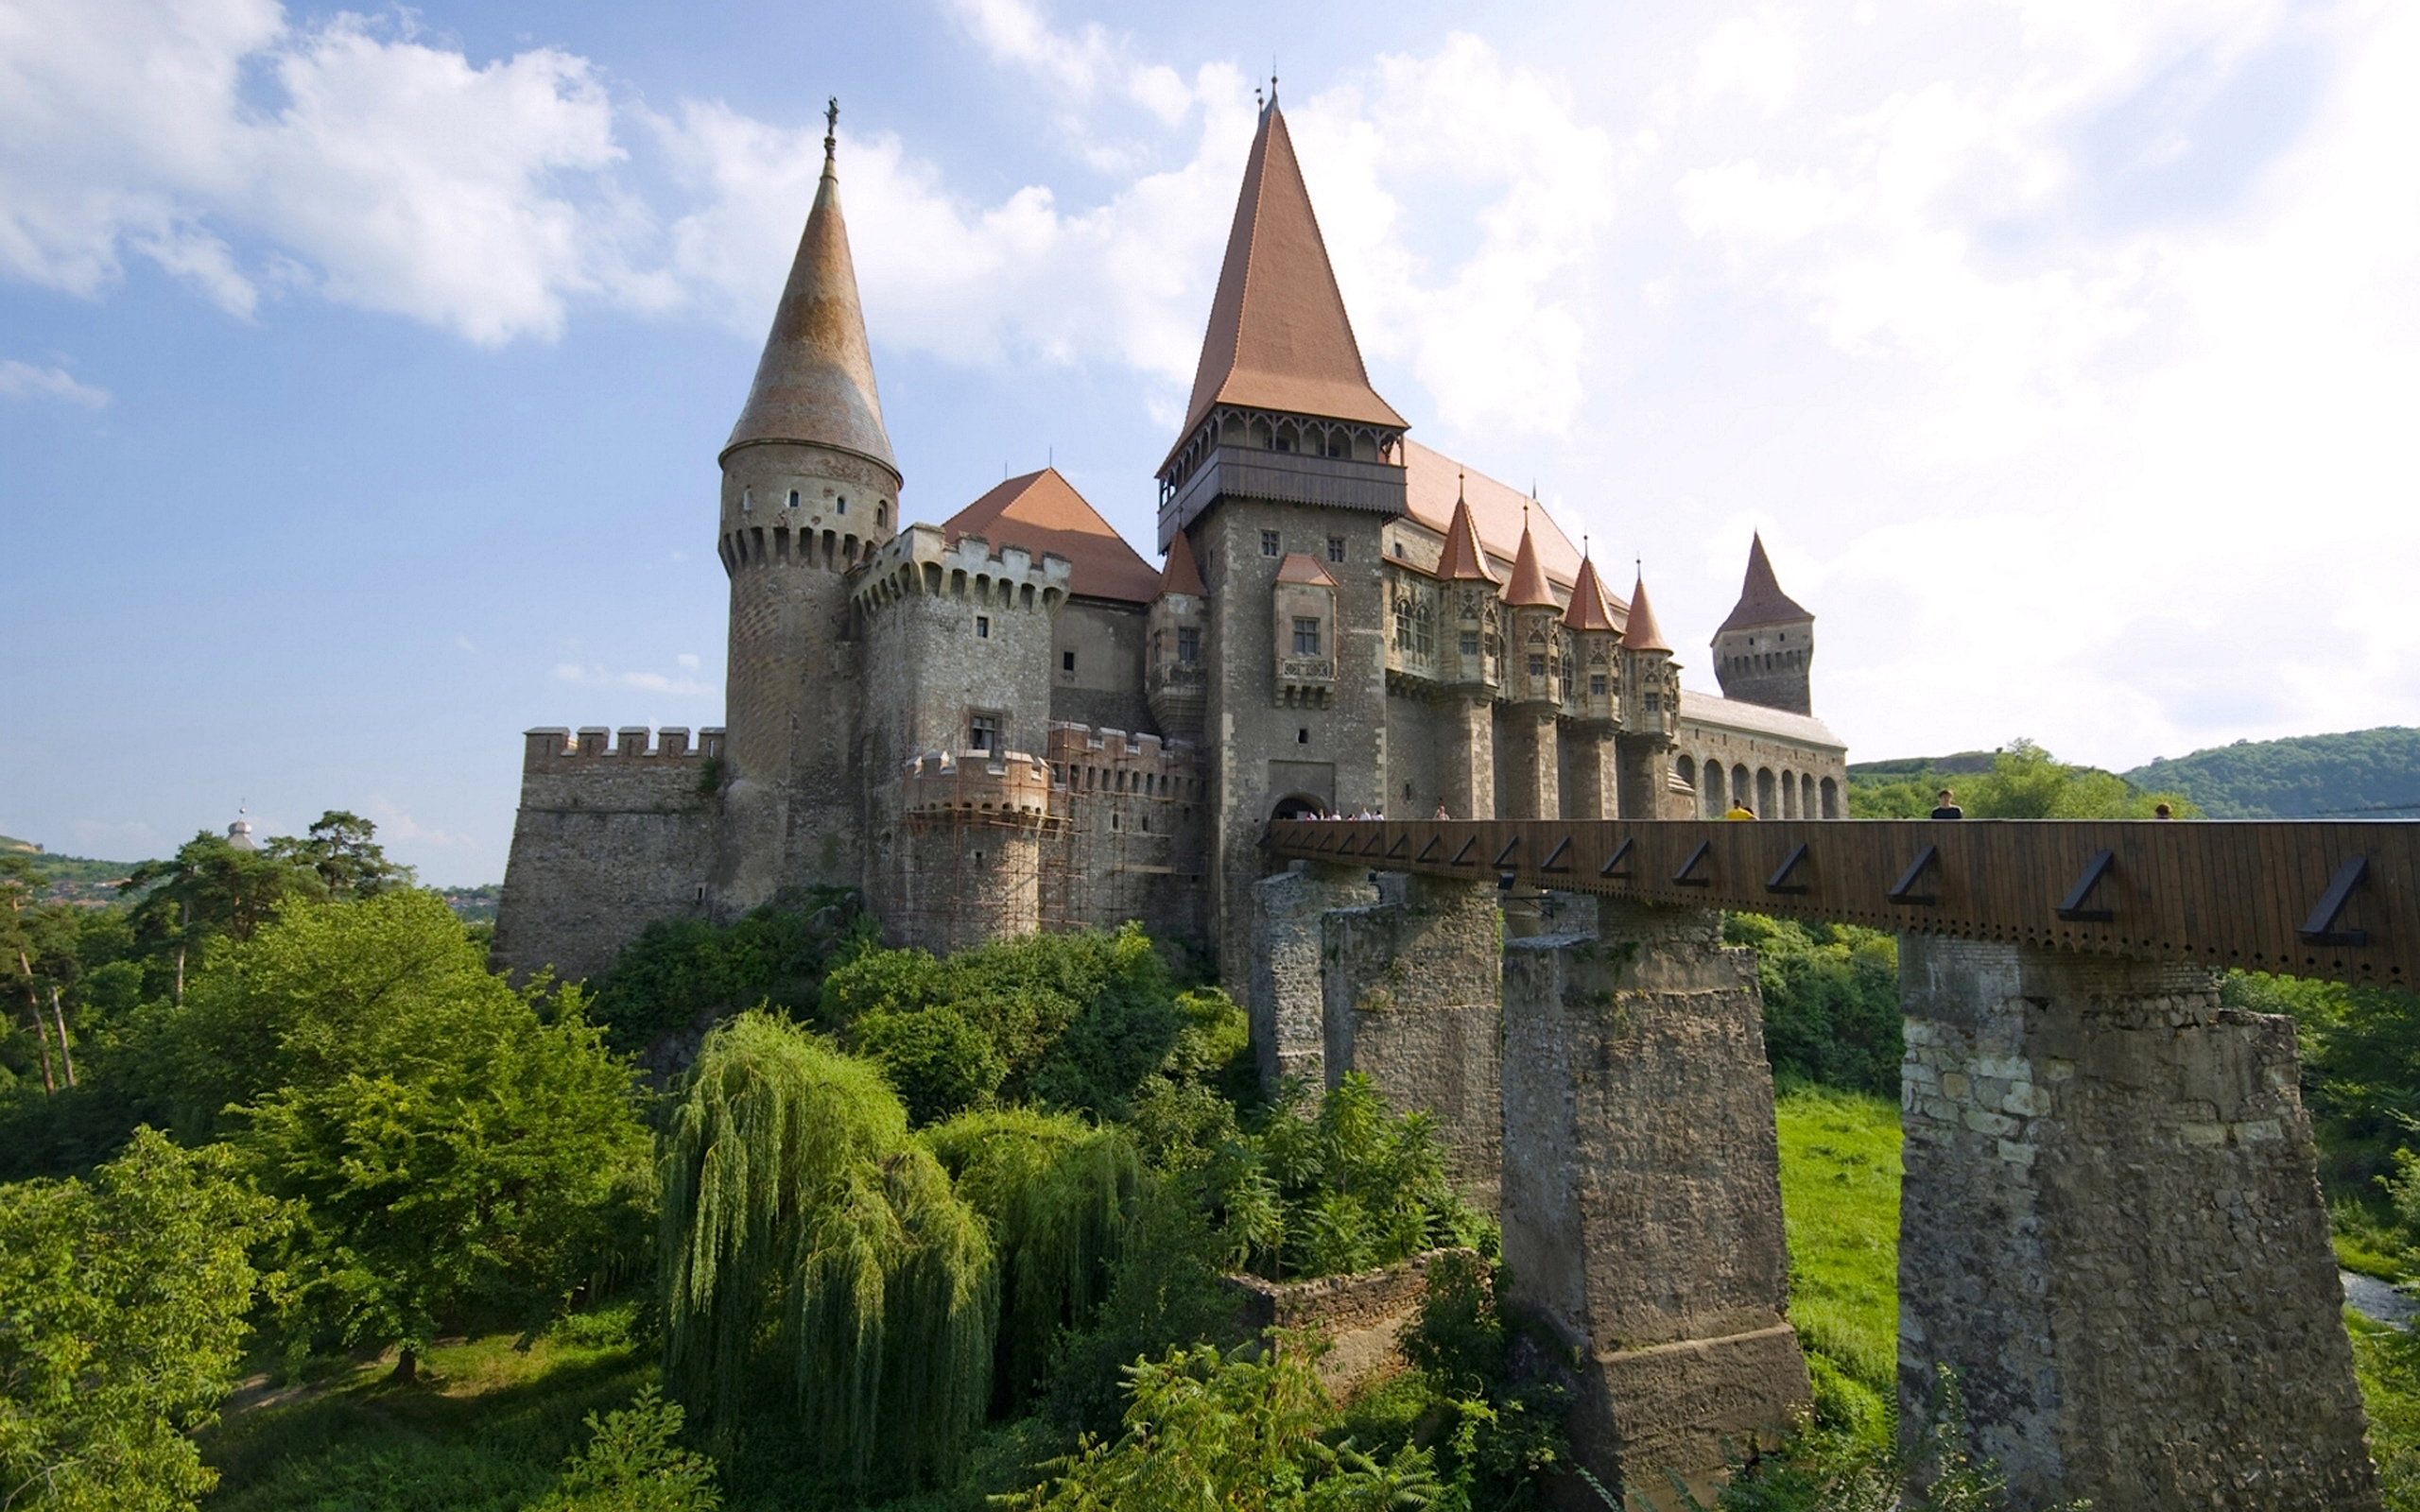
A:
1261,817,2418,988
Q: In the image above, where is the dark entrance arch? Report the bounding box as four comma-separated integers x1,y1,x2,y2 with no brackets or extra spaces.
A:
1270,792,1326,820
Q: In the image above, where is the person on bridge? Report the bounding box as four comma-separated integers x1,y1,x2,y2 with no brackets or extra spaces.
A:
2154,802,2174,820
1725,800,1756,820
1434,800,1450,820
1931,788,1964,819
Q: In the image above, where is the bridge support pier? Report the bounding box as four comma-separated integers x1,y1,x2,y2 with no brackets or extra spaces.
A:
1502,900,1811,1505
1321,873,1506,1211
1249,861,1377,1094
1898,936,2377,1512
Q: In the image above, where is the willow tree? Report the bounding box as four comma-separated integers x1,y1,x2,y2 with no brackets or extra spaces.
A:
925,1108,1141,1404
661,1012,994,1489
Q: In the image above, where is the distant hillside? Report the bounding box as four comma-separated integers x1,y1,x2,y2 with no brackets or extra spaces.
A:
1846,752,1997,780
2123,727,2420,819
0,834,151,906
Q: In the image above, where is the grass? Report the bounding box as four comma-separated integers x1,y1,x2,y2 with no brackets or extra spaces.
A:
201,1327,652,1511
1773,1081,1901,1449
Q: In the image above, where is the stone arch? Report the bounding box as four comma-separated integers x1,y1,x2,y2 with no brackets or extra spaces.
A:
1820,776,1839,818
1270,792,1326,821
1675,754,1696,795
1780,768,1797,818
1702,761,1727,816
1756,767,1776,818
1734,765,1753,814
1802,773,1817,818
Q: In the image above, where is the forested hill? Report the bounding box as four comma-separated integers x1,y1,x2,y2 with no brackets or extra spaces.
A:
2121,727,2420,818
0,834,148,904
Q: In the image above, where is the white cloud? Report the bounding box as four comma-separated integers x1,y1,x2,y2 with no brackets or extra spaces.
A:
0,357,108,406
1695,9,1802,118
0,0,645,341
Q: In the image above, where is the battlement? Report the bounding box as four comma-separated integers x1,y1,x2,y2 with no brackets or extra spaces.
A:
901,747,1056,823
1047,721,1199,801
523,725,725,772
852,524,1073,620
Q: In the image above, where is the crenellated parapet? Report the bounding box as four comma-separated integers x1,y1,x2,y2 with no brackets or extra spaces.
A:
1047,721,1201,803
851,524,1073,621
522,725,726,771
900,747,1056,826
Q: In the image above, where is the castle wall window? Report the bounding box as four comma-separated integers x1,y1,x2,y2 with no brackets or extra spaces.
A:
1326,536,1345,563
1392,541,1406,559
969,713,998,751
876,502,887,526
1063,650,1077,672
976,616,991,638
1177,627,1200,663
1642,692,1660,713
741,488,752,511
1590,673,1607,696
1262,530,1281,558
1293,617,1322,656
838,496,848,515
1460,631,1479,656
1528,655,1546,679
787,489,800,508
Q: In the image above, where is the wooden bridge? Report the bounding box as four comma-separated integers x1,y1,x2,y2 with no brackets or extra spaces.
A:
1262,816,2418,988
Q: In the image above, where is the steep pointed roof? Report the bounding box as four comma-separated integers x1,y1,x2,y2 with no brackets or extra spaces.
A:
1621,572,1671,653
1505,515,1557,607
724,126,898,474
1434,482,1499,583
944,468,1159,603
1718,533,1812,632
1563,555,1621,631
1401,442,1581,587
1169,100,1407,463
1159,527,1207,596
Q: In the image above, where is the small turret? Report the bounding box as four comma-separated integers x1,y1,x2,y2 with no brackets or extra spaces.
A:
1437,479,1501,690
1504,511,1563,708
1563,548,1621,725
1149,529,1209,736
1616,570,1681,818
226,810,256,851
1711,533,1814,715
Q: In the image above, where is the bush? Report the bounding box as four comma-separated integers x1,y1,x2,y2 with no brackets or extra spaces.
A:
529,1387,720,1512
586,892,868,1055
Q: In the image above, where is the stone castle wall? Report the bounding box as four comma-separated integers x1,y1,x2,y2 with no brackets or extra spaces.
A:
493,727,722,983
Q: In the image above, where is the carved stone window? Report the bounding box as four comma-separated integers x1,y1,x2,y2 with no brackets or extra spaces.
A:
1293,617,1322,656
1177,627,1200,663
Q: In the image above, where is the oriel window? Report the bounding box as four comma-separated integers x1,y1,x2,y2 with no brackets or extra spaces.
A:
1293,617,1322,656
1177,627,1200,663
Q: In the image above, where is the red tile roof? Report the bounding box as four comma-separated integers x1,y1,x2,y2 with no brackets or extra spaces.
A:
1402,441,1582,589
1718,533,1812,631
1159,527,1207,596
1434,482,1498,583
1621,573,1671,653
943,469,1160,603
1504,517,1558,607
1273,552,1340,586
1563,555,1621,631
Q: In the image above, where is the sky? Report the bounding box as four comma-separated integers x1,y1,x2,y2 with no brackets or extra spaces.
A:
3,0,2416,885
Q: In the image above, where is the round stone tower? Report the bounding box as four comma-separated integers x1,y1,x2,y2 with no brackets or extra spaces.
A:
714,102,901,908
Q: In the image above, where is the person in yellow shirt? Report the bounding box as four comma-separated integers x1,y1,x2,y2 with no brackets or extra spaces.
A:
1724,801,1756,820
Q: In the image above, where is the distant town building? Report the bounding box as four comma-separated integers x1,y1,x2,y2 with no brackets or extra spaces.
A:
493,94,1847,986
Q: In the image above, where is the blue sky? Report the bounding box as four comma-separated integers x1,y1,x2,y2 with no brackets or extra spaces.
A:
5,0,2417,884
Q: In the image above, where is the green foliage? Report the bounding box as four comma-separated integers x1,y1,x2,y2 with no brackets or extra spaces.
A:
822,924,1203,1121
528,1387,721,1512
259,811,414,901
659,1012,994,1489
1725,916,1901,1096
858,1005,1009,1125
1395,1250,1575,1503
925,1110,1144,1407
2125,725,2420,819
586,892,868,1055
0,1128,283,1512
1208,1073,1489,1280
1849,739,2193,820
1006,1340,1443,1511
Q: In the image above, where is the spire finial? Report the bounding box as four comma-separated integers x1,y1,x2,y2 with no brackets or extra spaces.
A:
823,97,838,163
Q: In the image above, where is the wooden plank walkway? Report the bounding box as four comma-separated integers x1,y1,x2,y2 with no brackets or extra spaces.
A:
1261,818,2419,988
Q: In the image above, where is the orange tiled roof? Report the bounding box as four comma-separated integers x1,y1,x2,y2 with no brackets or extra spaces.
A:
1563,556,1621,631
943,469,1160,603
1504,518,1557,607
1273,552,1340,587
1159,527,1207,596
1402,442,1582,589
1621,572,1671,653
1717,533,1812,632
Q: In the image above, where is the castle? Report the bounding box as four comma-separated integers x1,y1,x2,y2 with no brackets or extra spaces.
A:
492,95,1847,987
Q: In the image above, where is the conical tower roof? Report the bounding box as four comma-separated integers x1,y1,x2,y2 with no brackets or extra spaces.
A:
723,112,898,474
1621,572,1671,653
1717,533,1811,632
1563,553,1621,631
1435,481,1498,583
1167,97,1406,470
1159,527,1207,596
1505,513,1558,607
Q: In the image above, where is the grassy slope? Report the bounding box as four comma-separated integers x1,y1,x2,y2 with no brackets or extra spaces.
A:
201,1332,650,1511
1774,1084,1901,1442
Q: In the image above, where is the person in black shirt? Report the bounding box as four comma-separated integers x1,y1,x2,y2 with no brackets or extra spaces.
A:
1930,787,1964,819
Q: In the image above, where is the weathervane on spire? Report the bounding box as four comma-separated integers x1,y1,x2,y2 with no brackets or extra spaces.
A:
823,97,839,163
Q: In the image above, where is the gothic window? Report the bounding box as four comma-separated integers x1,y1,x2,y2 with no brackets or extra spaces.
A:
1177,627,1200,663
1414,604,1433,659
1643,692,1660,713
876,502,888,526
1528,655,1547,679
1293,617,1322,656
1327,536,1345,563
1262,530,1281,557
969,714,998,751
1394,599,1412,650
1590,673,1608,696
1460,630,1480,657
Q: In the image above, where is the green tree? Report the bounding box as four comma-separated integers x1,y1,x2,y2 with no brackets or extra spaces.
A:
1725,915,1903,1096
2,854,80,1092
586,890,869,1055
131,890,653,1376
0,1127,283,1512
118,831,316,1003
529,1387,722,1512
659,1012,994,1489
261,811,414,900
1848,740,2196,821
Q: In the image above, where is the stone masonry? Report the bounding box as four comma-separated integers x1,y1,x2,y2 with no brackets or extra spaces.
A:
1248,862,1378,1091
1321,872,1506,1211
1500,901,1812,1504
1898,936,2377,1512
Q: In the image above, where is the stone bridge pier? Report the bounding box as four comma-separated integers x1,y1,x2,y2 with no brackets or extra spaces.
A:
1898,937,2378,1512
